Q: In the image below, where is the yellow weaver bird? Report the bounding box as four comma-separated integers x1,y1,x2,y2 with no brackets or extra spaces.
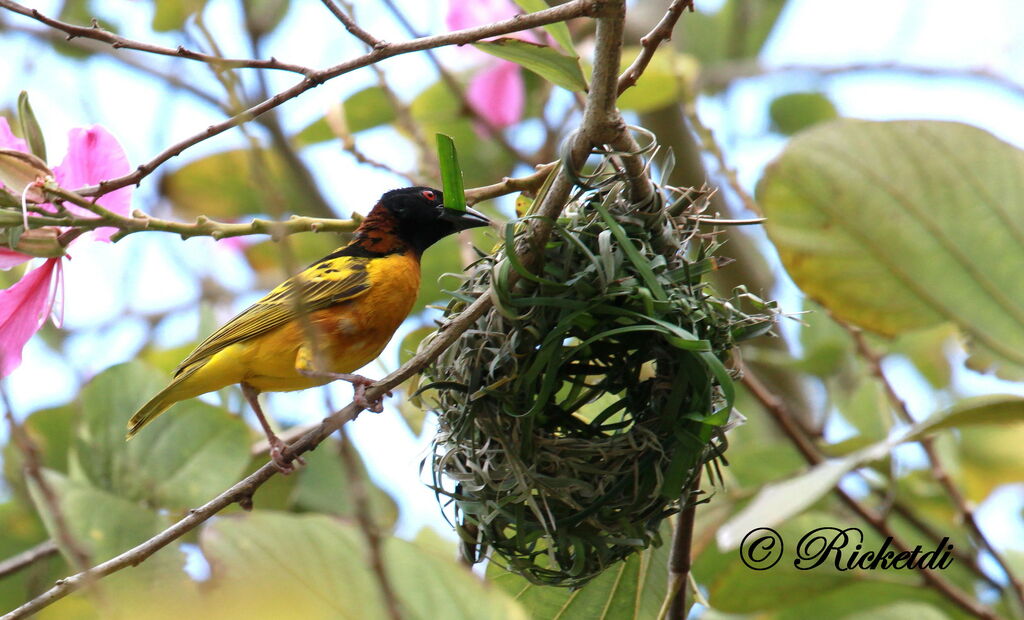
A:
127,187,489,472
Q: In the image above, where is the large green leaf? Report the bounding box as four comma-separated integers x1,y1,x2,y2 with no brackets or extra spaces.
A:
200,511,525,619
487,521,670,619
152,0,206,31
769,92,839,135
71,362,251,510
616,47,699,113
951,419,1024,503
159,147,315,219
291,438,399,529
26,470,199,617
0,500,60,615
294,86,397,147
3,405,76,496
243,0,291,37
27,470,170,567
759,120,1024,377
474,39,587,92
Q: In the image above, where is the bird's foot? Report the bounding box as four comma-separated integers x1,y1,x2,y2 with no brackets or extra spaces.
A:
349,375,392,413
299,370,392,413
268,436,305,475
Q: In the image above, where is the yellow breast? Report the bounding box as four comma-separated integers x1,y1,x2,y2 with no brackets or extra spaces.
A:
238,251,421,392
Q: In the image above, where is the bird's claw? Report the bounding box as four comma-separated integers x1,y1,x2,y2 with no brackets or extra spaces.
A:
269,438,305,475
351,378,392,413
300,369,392,413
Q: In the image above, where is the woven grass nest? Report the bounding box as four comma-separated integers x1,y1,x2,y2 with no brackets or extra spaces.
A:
421,149,776,587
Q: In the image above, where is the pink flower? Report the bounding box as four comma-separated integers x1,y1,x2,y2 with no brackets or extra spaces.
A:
447,0,533,129
0,117,131,377
0,258,61,377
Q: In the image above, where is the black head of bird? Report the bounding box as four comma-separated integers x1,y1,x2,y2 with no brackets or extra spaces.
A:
374,186,490,255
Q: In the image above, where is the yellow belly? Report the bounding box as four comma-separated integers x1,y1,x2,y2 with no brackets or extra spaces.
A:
177,252,420,395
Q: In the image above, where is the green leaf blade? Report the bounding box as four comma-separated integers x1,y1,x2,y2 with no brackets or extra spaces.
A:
17,91,46,161
436,133,466,211
510,0,576,55
473,38,587,92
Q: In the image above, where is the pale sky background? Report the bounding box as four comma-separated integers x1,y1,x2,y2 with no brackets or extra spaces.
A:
1,0,1023,582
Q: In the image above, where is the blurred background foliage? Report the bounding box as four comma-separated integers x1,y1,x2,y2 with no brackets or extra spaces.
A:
1,0,1023,618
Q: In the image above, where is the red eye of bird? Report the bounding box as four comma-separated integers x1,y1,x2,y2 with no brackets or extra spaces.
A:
421,190,436,201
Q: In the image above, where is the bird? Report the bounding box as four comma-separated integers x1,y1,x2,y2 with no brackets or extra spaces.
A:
126,187,489,473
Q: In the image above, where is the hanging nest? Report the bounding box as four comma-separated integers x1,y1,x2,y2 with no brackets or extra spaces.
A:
420,142,776,587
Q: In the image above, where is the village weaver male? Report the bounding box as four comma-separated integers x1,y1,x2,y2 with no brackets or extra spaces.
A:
127,187,489,472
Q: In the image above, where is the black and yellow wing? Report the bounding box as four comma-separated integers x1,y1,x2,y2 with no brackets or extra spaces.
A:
174,255,371,376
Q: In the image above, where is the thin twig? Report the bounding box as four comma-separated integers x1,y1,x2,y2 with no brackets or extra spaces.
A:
337,431,403,620
665,473,700,620
740,365,999,620
0,541,58,580
4,163,556,241
68,0,596,198
848,327,1024,609
26,187,361,241
0,0,315,75
0,388,91,575
698,60,1024,101
2,23,228,112
367,63,438,181
464,162,556,205
680,96,761,216
319,0,383,48
617,0,693,95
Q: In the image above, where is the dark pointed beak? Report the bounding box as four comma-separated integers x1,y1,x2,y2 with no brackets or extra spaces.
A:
440,206,490,231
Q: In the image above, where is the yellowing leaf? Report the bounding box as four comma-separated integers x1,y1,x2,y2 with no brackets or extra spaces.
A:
160,148,312,219
0,148,49,202
760,120,1024,378
617,47,699,113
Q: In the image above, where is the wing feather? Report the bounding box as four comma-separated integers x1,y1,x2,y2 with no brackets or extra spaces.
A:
174,256,371,375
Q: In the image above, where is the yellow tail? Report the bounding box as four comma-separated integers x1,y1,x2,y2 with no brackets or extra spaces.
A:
126,381,185,439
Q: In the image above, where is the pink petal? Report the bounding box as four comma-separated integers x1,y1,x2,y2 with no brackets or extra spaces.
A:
468,62,525,128
447,0,517,30
446,0,539,44
53,126,132,242
0,117,28,153
0,257,61,377
216,235,255,253
0,248,33,270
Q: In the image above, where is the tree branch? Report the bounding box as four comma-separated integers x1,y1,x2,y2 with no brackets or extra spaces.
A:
0,541,58,580
698,60,1024,101
848,327,1024,610
0,0,315,75
319,0,383,49
665,474,699,620
740,365,999,620
1,23,229,113
0,388,91,575
617,0,693,95
69,0,599,199
1,163,560,243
